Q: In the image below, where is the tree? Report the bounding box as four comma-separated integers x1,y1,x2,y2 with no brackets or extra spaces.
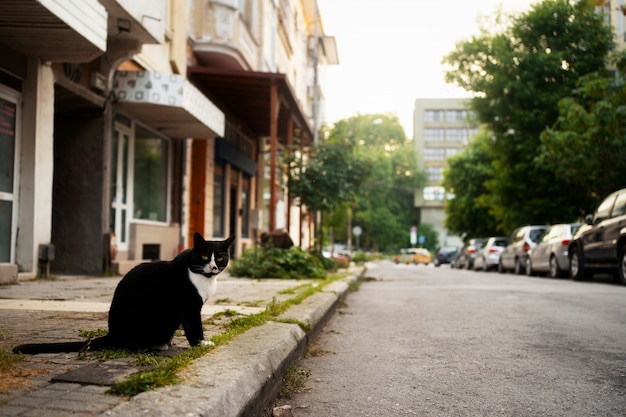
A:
294,114,427,253
443,0,614,232
536,51,626,211
441,130,500,238
329,114,426,252
286,123,372,251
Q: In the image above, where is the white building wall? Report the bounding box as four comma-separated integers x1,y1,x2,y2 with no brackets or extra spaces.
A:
16,61,55,273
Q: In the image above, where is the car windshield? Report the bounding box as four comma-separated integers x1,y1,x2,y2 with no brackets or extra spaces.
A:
493,238,508,247
529,228,547,243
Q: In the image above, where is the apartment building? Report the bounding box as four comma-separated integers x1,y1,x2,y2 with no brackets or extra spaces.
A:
0,0,337,281
413,98,477,248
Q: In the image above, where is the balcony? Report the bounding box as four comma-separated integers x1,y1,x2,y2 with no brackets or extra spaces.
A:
190,1,260,71
114,71,225,138
0,0,107,62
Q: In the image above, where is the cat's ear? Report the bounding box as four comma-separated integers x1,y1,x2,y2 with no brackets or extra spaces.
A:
224,236,235,247
193,232,205,248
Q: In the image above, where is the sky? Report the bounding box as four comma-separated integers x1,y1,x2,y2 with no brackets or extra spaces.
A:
316,0,538,137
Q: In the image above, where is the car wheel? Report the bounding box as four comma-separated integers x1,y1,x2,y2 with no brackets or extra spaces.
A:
525,258,534,276
549,255,562,279
618,244,626,286
570,247,590,281
514,258,524,275
498,261,505,274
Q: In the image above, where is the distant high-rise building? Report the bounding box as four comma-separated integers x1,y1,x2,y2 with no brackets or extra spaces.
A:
413,98,479,248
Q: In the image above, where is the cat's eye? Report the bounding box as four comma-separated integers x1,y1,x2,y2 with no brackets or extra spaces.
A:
202,255,208,261
217,257,223,262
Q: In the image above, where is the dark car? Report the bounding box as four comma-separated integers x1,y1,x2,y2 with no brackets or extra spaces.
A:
434,246,459,267
569,188,626,284
455,239,485,270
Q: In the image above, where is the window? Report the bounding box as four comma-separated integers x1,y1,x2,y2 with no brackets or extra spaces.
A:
424,148,445,161
133,125,170,222
423,186,445,201
424,128,444,142
611,192,626,217
445,110,467,122
446,128,468,143
241,176,251,238
594,194,615,224
0,91,19,263
424,110,445,122
111,121,171,251
426,167,443,181
213,162,225,237
445,148,459,158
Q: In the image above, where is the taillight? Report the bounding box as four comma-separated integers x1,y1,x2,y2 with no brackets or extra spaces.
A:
469,248,476,254
561,240,570,246
523,242,530,252
488,248,499,253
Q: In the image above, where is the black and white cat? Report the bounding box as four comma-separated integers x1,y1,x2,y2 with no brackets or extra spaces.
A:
13,233,234,354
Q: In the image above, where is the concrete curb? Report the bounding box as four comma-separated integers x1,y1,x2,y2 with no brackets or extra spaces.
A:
100,269,361,417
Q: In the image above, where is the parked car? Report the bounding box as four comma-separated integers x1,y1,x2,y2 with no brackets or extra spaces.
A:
434,246,459,267
473,237,509,271
393,248,432,265
499,225,548,274
526,223,581,278
455,239,485,269
569,188,626,284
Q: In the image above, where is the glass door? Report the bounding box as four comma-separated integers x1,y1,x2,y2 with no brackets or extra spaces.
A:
111,123,133,251
0,88,20,263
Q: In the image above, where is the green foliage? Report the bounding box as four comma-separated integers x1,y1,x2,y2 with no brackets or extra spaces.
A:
228,246,327,279
442,131,500,238
286,134,372,214
443,0,614,232
0,347,24,373
319,114,426,252
537,51,626,210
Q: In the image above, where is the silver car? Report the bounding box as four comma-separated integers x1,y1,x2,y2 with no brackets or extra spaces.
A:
526,223,581,278
499,225,549,275
473,237,508,271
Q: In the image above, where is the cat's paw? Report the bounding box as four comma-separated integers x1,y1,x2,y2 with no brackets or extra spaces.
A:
200,340,215,347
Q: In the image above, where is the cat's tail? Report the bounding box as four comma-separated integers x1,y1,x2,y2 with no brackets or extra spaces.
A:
12,336,111,354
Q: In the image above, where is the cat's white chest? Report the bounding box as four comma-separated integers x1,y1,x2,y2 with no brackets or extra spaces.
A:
188,270,218,303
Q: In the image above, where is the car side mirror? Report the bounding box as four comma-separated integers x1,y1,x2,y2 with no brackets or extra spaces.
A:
585,214,593,225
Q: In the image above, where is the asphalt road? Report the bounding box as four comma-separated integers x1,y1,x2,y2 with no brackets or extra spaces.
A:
274,260,626,417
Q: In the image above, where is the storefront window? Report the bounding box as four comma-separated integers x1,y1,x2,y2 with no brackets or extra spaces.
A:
241,176,250,238
133,125,169,222
0,93,18,263
213,162,225,237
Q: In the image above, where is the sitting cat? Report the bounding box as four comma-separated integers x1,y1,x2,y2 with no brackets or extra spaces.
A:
13,233,234,354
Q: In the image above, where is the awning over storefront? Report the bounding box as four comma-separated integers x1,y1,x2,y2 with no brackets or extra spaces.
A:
114,71,225,138
188,66,314,231
187,66,313,146
0,0,107,62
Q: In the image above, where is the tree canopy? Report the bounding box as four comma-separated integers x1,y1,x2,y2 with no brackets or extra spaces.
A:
442,0,615,233
287,114,429,253
537,51,626,208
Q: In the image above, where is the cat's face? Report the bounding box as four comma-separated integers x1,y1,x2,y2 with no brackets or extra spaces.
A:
189,233,235,277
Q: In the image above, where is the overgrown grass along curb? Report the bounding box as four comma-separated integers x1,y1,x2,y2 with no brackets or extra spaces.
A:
106,273,350,396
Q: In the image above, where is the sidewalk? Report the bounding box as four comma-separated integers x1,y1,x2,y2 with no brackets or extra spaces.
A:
0,267,361,417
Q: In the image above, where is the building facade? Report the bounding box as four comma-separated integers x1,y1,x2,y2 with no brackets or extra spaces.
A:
0,0,337,281
413,98,477,248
